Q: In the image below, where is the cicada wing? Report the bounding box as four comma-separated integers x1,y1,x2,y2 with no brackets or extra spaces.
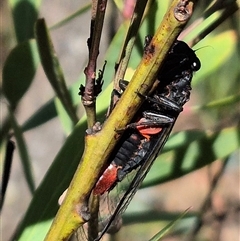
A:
94,123,175,241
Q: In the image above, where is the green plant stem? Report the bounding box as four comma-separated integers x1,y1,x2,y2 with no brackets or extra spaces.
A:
43,1,197,240
114,0,149,92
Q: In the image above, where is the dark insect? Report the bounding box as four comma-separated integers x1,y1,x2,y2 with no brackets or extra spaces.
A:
81,39,201,241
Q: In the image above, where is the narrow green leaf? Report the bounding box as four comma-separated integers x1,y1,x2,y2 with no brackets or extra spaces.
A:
21,100,57,132
9,0,42,43
21,80,82,132
148,209,190,241
2,39,39,108
14,117,87,241
0,140,15,211
14,105,107,240
192,30,237,85
123,210,196,225
50,3,91,30
54,97,74,135
9,109,35,194
35,18,78,124
194,93,240,110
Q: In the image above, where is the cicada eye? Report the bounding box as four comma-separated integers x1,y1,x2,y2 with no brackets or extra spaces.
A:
192,58,201,71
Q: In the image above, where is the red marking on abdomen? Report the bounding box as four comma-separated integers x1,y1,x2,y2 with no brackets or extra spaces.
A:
136,118,162,140
93,164,119,195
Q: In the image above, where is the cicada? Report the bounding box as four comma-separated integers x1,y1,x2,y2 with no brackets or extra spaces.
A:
76,39,201,241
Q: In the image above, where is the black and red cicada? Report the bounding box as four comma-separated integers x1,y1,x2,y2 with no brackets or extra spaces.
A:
79,38,201,241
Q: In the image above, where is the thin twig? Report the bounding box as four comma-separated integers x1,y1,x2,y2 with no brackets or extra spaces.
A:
88,194,100,240
81,0,108,128
114,0,149,92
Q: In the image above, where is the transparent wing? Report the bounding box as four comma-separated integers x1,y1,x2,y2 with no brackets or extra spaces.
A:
95,122,175,241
